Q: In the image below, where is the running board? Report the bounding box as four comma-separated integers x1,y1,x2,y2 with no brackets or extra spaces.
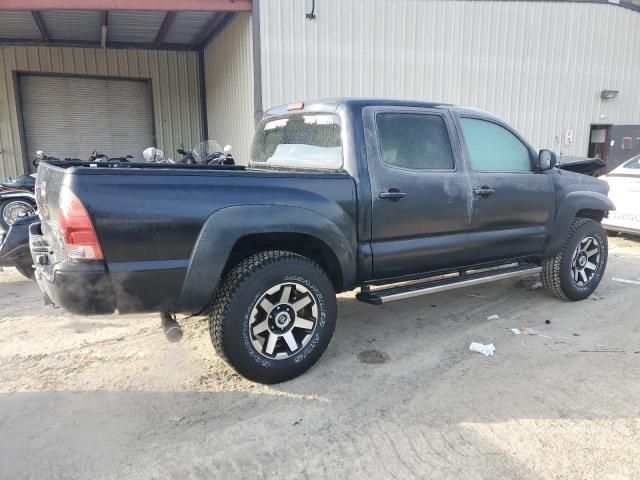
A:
356,264,542,305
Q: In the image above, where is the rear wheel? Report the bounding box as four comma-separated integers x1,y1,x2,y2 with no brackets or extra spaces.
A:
209,250,337,384
541,217,608,300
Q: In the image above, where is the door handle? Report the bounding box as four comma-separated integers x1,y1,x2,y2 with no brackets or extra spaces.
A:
379,188,407,201
473,186,496,197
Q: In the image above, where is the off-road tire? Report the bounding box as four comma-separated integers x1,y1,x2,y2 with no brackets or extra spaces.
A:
14,259,35,280
209,250,337,384
541,217,608,301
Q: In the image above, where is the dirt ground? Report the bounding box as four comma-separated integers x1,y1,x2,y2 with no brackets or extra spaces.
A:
1,235,640,480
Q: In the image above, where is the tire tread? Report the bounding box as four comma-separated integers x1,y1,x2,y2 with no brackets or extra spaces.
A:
208,250,332,374
541,217,594,300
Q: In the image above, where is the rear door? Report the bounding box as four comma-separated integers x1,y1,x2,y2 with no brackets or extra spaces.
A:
456,114,555,261
364,107,473,279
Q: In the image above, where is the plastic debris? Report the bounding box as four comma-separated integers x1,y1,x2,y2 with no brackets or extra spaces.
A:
511,327,553,339
469,342,496,356
531,281,543,290
612,277,640,285
487,314,500,320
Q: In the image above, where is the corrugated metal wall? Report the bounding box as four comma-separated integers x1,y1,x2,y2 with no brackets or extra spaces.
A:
204,13,254,165
260,0,640,157
0,45,202,177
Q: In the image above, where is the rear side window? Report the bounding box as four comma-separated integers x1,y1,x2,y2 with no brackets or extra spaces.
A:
376,113,455,170
251,114,342,170
460,117,532,172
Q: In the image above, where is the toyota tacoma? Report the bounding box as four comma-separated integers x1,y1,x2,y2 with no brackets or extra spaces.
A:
30,98,614,383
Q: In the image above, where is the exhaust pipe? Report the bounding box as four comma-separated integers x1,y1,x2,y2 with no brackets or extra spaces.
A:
160,312,183,343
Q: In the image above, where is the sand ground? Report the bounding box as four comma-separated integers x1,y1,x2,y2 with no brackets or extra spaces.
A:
1,235,639,479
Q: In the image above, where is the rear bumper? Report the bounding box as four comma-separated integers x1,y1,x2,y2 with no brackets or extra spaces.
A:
30,223,116,315
38,262,116,315
602,215,640,236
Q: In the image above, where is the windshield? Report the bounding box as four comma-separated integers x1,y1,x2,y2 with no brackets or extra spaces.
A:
251,113,342,170
193,140,223,161
610,155,640,176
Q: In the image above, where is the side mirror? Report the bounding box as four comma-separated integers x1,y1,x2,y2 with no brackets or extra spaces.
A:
538,149,557,171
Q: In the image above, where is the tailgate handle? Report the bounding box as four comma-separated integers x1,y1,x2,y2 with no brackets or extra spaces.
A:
379,188,407,201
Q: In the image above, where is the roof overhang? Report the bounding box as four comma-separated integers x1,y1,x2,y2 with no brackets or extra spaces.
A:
0,1,251,51
0,0,251,12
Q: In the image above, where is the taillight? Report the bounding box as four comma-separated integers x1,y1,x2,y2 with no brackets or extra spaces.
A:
58,186,103,260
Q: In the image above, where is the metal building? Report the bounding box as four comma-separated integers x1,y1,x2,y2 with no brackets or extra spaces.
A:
1,0,639,178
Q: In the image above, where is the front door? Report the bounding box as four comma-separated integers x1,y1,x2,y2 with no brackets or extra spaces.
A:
457,115,555,261
364,107,473,279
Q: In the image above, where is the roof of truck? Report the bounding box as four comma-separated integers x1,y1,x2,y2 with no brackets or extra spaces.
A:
264,97,506,124
265,97,451,116
264,97,504,116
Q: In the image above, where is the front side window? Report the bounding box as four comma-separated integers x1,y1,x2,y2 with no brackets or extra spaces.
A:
460,117,532,172
251,114,342,170
376,113,455,170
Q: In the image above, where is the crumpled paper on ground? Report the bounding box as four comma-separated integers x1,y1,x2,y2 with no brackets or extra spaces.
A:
469,342,495,357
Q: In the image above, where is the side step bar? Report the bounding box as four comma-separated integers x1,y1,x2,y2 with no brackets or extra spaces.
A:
356,264,542,305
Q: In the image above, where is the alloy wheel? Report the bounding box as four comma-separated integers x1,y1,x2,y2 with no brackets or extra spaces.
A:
249,282,319,360
570,236,601,286
2,200,33,227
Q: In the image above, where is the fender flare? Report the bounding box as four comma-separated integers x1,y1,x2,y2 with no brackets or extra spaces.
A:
176,204,356,313
544,191,615,257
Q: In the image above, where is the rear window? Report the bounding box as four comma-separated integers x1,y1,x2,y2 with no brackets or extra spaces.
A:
251,114,342,170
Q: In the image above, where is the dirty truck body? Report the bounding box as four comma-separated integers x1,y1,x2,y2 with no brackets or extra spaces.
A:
31,98,613,383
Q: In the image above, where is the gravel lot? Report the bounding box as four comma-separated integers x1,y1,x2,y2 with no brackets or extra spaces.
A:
1,235,640,480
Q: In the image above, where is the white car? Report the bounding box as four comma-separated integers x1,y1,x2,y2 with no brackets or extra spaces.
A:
602,155,640,235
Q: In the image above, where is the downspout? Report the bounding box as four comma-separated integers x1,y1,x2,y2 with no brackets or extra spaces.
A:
252,0,263,126
198,48,209,142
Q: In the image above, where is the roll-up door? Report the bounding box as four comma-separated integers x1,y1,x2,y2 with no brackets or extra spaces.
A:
19,74,154,166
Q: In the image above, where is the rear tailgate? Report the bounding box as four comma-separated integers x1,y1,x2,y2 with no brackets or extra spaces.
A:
30,162,116,314
34,162,68,265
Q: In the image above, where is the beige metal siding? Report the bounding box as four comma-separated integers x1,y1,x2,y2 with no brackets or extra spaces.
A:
260,0,640,157
0,45,202,177
204,13,254,165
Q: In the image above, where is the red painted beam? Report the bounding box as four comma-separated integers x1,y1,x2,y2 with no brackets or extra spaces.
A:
0,0,251,11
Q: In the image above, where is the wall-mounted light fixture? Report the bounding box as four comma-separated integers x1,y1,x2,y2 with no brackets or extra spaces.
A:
306,0,317,19
601,89,619,99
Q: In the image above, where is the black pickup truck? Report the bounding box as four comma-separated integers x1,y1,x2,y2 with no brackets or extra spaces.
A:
31,98,613,383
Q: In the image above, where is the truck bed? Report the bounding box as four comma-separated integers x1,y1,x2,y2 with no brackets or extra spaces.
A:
34,160,357,314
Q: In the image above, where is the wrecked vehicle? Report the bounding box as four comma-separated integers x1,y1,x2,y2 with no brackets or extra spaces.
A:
602,155,640,236
30,98,613,383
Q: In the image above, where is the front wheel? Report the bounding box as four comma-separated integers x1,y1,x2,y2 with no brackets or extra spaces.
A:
541,217,608,301
209,250,337,384
0,199,35,231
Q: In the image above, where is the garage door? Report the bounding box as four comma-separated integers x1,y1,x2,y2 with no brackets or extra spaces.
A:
19,75,154,166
